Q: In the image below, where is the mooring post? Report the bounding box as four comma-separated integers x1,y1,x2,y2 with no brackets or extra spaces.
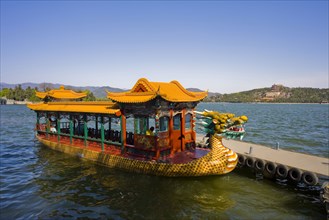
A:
249,146,253,154
276,142,280,150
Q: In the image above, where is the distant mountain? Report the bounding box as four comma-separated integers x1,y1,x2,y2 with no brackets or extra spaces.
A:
0,82,219,98
0,82,41,90
81,86,126,98
187,88,220,97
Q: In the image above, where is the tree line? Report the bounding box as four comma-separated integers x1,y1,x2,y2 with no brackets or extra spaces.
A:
2,84,327,104
0,85,96,102
203,87,329,103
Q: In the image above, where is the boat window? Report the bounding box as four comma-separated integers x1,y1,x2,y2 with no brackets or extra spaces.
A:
50,115,57,122
72,114,84,136
103,116,110,130
111,117,121,131
185,113,192,131
87,115,96,128
149,118,155,133
37,113,47,131
126,117,134,133
59,114,70,134
96,116,102,131
104,116,122,143
173,114,181,130
134,117,149,135
39,116,47,124
134,117,155,135
49,114,57,130
159,116,169,132
85,115,103,139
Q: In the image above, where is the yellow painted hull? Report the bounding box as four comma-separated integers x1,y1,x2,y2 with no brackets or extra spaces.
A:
37,135,238,177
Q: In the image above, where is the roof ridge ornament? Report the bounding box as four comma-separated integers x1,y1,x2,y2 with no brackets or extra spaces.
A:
156,85,161,94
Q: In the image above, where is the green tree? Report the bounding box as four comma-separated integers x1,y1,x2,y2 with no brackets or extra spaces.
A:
11,85,25,101
83,90,96,101
27,87,41,102
7,88,15,99
0,88,10,98
25,86,34,99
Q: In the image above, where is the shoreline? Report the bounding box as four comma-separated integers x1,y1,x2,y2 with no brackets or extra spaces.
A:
1,100,32,105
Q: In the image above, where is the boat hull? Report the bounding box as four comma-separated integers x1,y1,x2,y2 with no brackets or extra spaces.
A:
36,135,238,177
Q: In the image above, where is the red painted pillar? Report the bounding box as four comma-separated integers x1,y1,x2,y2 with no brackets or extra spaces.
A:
169,109,174,154
181,109,186,151
192,108,196,143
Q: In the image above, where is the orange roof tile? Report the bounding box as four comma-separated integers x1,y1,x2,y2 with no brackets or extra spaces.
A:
27,101,121,116
36,86,87,100
107,78,207,103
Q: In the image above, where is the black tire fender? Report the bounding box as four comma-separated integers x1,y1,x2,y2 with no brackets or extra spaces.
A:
255,159,266,172
238,154,246,167
302,171,319,186
276,164,289,179
245,157,256,168
264,161,277,176
288,168,302,182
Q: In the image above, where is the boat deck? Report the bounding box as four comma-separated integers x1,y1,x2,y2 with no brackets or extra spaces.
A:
165,148,210,164
38,134,211,164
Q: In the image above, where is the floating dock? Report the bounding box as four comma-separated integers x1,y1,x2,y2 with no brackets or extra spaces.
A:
197,134,329,185
223,139,329,177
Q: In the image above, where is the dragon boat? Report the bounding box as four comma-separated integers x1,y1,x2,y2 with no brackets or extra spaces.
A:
27,78,247,177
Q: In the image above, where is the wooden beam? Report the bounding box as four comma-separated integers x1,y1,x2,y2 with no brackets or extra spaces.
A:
120,114,127,153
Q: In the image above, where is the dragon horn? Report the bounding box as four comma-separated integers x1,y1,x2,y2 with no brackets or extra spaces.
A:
193,111,205,115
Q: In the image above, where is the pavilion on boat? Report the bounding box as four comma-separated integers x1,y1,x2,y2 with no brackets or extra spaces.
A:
28,78,208,160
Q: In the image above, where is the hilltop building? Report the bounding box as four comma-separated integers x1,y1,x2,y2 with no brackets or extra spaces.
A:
261,84,290,102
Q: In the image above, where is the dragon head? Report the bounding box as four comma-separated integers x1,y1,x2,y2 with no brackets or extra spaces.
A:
195,109,248,140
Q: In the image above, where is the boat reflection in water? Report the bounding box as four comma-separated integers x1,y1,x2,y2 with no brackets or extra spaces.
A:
33,144,236,219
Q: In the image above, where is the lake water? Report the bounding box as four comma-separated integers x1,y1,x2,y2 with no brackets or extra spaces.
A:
0,104,328,219
197,103,329,157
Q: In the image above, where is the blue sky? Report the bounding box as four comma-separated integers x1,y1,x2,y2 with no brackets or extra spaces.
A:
1,1,328,93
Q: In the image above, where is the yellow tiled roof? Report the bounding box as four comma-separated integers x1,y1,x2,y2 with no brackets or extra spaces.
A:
36,86,87,100
35,91,48,99
27,101,121,116
107,78,208,103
